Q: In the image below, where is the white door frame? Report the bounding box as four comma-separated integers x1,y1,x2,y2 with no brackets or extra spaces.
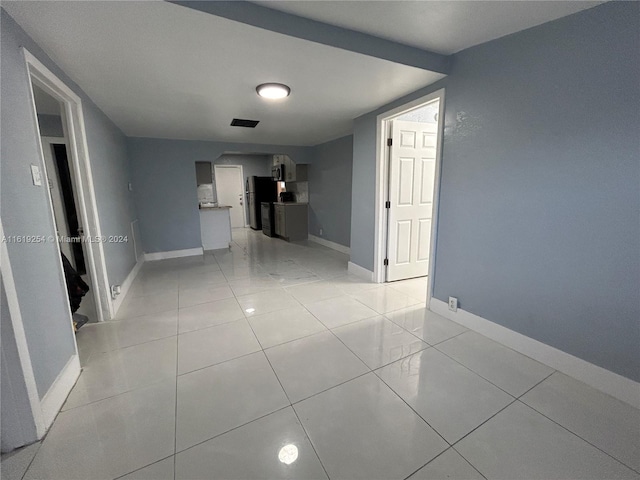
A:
214,164,247,227
23,48,113,322
374,89,445,307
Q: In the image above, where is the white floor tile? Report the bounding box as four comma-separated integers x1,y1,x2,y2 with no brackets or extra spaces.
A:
178,283,234,308
178,297,244,333
305,295,378,329
25,381,175,480
236,289,300,317
118,457,174,480
521,372,640,472
329,275,381,296
247,305,327,348
177,319,261,374
176,352,289,451
332,316,429,369
228,276,280,296
377,348,514,443
178,270,227,289
456,401,639,480
117,291,178,319
285,280,343,305
407,448,484,480
387,276,428,301
294,373,447,480
64,337,177,409
265,331,369,403
175,407,327,480
351,287,422,314
437,331,554,396
0,443,41,480
269,269,322,287
78,311,178,355
385,305,467,345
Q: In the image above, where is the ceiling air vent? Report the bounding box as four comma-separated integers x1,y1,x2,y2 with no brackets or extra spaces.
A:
230,118,260,128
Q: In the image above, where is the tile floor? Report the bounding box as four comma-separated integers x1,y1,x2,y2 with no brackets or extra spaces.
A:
3,228,639,480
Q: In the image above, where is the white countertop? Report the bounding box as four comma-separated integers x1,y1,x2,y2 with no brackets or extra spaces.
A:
273,202,308,206
200,205,231,210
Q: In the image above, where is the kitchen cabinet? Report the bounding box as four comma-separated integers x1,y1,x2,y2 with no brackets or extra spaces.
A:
274,203,308,241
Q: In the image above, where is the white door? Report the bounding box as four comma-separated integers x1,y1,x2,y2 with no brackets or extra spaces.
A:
386,120,437,281
214,165,246,228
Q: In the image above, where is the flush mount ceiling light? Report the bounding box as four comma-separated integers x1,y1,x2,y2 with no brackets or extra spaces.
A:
256,83,291,100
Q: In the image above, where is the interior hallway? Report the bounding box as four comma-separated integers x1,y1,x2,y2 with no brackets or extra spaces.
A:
2,229,638,480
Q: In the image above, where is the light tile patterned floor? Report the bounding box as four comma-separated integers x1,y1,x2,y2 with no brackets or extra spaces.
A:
4,228,639,479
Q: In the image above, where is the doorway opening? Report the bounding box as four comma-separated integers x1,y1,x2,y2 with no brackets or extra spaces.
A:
374,89,445,305
214,165,247,228
25,48,112,327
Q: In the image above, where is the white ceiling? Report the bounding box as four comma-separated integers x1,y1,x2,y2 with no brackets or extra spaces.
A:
253,1,604,55
3,1,603,146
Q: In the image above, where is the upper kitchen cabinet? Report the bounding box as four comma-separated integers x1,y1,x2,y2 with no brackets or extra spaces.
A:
272,155,307,182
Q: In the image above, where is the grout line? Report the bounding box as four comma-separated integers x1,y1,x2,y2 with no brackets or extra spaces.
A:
111,454,174,480
449,398,519,447
450,445,489,480
290,404,332,480
16,442,42,480
173,313,179,480
514,396,640,475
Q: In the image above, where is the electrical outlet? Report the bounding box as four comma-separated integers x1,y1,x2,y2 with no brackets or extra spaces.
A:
448,296,458,312
319,228,323,236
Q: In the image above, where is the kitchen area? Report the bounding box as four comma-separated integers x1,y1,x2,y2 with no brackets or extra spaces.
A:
249,154,309,242
197,154,309,251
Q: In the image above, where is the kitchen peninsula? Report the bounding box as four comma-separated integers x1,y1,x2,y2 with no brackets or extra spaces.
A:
199,204,232,250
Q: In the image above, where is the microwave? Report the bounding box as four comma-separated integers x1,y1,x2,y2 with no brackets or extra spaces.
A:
271,164,285,181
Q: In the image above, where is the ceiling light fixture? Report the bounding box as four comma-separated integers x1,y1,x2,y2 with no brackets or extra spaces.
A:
256,83,291,100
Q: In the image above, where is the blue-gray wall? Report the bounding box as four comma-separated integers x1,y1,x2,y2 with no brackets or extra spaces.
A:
308,135,353,247
1,8,138,397
128,137,312,253
351,2,640,381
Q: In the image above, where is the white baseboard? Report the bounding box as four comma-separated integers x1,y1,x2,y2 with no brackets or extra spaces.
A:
111,258,144,316
348,261,375,282
144,247,203,261
430,298,640,409
40,355,81,430
308,235,351,255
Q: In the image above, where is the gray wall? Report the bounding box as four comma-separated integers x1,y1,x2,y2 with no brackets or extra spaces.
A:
351,2,640,381
128,137,311,253
1,8,138,397
214,154,271,222
308,135,353,247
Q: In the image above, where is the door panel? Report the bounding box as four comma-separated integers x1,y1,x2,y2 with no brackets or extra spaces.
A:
214,166,246,228
398,158,415,206
387,119,438,281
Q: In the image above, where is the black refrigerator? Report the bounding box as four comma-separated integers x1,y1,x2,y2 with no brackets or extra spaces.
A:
246,176,277,230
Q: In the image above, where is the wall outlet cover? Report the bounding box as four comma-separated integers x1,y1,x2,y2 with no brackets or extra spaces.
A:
448,296,458,312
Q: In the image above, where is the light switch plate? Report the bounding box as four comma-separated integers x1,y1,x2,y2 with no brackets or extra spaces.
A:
30,164,42,186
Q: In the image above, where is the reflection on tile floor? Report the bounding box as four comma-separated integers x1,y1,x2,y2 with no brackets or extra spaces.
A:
5,228,638,479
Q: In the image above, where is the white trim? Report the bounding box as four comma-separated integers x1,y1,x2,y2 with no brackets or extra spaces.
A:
111,259,145,315
0,221,45,438
374,89,446,295
23,48,113,322
40,355,81,429
308,235,351,255
347,261,374,281
429,298,640,409
144,247,204,261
